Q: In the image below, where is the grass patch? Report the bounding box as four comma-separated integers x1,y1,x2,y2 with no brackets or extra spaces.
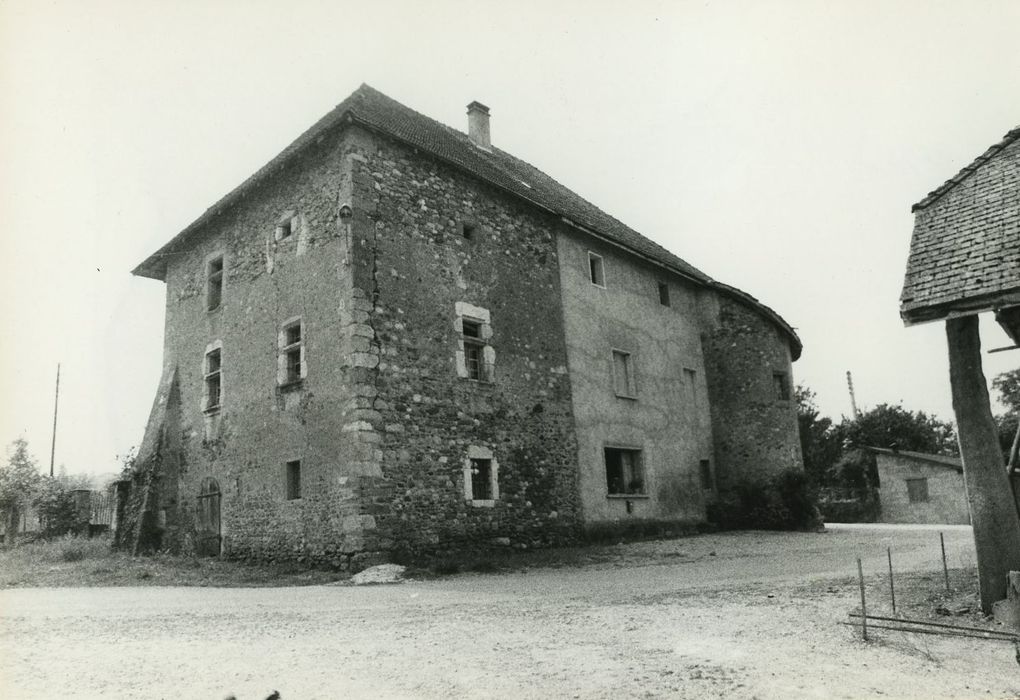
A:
0,536,347,588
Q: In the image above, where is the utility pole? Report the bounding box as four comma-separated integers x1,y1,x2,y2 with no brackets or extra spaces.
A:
50,363,60,478
846,370,861,419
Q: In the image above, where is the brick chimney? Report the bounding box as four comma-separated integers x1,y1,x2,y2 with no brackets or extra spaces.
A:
467,101,491,150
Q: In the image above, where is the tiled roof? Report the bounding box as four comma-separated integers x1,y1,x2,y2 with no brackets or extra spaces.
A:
135,84,801,357
900,126,1020,324
864,446,962,473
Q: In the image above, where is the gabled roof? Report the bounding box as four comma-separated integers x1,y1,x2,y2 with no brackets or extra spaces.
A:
134,84,801,358
864,446,962,473
901,125,1020,324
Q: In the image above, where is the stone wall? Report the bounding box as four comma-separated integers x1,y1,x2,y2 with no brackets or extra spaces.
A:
700,295,804,488
342,126,583,554
142,125,389,567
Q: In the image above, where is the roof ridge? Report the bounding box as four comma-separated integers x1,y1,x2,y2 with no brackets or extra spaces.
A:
912,125,1020,212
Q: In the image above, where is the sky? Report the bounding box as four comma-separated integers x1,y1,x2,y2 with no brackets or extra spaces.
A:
1,0,1018,478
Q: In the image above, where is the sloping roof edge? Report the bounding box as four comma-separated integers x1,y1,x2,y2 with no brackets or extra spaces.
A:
911,125,1020,212
863,446,963,472
131,84,801,359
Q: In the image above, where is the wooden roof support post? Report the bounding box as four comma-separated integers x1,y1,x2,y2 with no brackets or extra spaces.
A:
947,315,1020,612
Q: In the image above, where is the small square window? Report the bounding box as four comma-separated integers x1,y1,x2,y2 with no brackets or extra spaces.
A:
207,256,224,311
588,252,605,287
470,458,493,500
462,222,476,240
612,350,635,398
276,219,293,240
285,460,301,500
906,478,929,503
773,372,790,401
699,460,714,490
605,447,644,495
658,282,670,307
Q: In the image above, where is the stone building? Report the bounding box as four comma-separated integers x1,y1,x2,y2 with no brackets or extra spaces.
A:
865,447,969,525
126,85,803,566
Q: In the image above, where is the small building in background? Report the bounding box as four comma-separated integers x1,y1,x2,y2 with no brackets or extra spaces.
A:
866,446,969,525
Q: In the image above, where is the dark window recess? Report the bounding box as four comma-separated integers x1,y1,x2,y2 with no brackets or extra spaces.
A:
207,257,224,311
773,372,790,401
462,319,485,381
205,349,222,410
906,478,929,503
589,253,605,286
283,322,303,384
470,458,493,500
286,460,301,500
605,447,644,495
658,282,670,307
461,222,476,239
277,219,293,240
699,460,713,490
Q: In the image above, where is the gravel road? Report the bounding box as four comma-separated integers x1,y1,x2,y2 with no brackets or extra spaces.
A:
2,524,1016,699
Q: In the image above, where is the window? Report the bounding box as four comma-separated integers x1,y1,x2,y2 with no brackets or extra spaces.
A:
906,478,929,503
285,460,301,500
773,372,790,401
699,460,714,490
470,459,493,500
278,319,305,386
612,350,635,398
455,302,495,382
605,448,644,496
206,255,224,311
204,347,222,412
588,252,605,287
683,368,697,406
658,282,670,307
461,221,476,240
463,446,499,505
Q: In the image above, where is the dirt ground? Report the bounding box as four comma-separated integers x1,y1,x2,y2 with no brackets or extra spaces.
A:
1,524,1017,699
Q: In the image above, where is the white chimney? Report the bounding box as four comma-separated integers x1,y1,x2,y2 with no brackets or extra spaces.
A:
467,101,491,150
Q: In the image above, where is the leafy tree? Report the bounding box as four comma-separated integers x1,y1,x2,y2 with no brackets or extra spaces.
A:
32,476,79,537
0,439,42,539
992,368,1020,414
837,403,957,456
795,385,841,484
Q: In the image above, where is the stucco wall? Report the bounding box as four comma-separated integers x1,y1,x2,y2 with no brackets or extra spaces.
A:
556,232,715,527
876,454,970,524
699,295,803,488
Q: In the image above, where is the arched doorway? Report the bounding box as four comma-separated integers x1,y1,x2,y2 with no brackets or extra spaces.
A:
196,477,221,556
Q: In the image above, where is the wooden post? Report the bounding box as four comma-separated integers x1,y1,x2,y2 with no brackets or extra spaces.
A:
940,532,950,593
887,547,897,614
857,557,868,640
946,315,1020,612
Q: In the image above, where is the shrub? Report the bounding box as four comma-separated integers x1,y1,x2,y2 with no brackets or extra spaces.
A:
708,469,822,531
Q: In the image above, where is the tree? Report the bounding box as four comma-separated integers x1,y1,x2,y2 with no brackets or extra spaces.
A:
795,385,841,484
837,403,957,456
0,439,41,539
992,368,1020,414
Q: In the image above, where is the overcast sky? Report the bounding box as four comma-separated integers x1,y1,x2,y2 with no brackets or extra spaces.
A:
1,0,1018,478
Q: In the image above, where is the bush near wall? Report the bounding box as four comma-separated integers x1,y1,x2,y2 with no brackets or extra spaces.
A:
707,469,823,531
815,486,880,523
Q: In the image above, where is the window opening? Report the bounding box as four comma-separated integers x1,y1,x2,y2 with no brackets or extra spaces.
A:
699,460,714,490
207,256,224,311
204,348,222,411
658,282,670,307
470,458,493,500
906,478,929,503
286,460,301,500
773,372,790,401
613,350,635,397
605,447,645,495
588,252,605,287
